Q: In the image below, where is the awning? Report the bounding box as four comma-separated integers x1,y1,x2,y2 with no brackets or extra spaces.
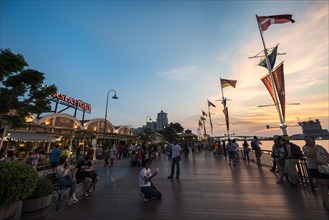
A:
5,131,58,142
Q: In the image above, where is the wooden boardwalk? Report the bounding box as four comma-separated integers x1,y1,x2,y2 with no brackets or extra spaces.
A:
47,152,329,220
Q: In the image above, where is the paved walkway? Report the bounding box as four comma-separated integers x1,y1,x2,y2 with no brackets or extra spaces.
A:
46,152,328,219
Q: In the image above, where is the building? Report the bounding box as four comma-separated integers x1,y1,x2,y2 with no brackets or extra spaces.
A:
156,110,168,131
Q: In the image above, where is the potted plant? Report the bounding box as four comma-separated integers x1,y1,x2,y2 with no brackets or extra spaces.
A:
0,162,38,220
21,176,53,220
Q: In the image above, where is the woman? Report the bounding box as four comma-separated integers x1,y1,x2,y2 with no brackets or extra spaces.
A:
56,156,78,205
242,140,250,161
302,135,329,210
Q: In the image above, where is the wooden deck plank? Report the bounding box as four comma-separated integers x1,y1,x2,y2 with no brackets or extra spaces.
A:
47,152,329,220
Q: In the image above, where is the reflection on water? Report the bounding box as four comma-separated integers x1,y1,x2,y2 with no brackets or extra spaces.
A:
237,139,329,151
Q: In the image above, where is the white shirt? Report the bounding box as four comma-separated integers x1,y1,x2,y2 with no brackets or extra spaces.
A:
171,144,181,158
139,167,151,187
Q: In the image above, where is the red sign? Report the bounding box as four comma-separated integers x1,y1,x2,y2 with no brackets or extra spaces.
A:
52,92,92,113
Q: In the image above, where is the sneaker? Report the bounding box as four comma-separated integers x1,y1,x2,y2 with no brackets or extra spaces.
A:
167,176,173,179
140,192,148,202
82,193,91,200
68,197,79,205
175,176,179,179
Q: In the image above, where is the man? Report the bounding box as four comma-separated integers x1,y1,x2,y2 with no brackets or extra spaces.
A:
302,135,329,210
139,159,162,202
167,140,181,179
49,144,61,169
251,136,262,167
76,155,99,198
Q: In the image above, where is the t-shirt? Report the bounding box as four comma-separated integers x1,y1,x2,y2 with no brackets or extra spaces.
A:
139,167,151,187
171,144,181,158
50,148,61,162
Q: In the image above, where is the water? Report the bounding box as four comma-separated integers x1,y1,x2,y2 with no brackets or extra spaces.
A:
237,139,329,151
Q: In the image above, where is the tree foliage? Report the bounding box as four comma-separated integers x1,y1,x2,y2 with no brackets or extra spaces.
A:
0,49,57,128
162,122,184,142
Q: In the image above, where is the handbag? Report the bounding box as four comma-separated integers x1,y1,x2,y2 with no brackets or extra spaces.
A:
318,164,329,175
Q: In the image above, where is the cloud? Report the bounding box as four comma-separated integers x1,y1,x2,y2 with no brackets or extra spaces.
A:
157,65,198,80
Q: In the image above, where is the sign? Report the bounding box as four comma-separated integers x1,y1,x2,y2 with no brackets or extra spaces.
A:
51,92,92,113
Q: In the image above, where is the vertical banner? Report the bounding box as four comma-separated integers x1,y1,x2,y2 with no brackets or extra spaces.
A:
272,62,285,120
261,62,285,119
208,100,216,135
222,107,229,134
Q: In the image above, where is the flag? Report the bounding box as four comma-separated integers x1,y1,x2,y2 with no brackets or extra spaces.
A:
257,14,295,31
259,45,278,70
223,107,230,133
208,111,214,134
220,78,237,88
200,116,206,121
208,100,216,108
198,120,203,127
261,62,286,119
202,111,207,117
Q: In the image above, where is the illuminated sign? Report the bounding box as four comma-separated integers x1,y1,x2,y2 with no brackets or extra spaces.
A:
51,92,92,113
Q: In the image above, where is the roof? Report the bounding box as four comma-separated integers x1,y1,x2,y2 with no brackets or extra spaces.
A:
6,130,58,142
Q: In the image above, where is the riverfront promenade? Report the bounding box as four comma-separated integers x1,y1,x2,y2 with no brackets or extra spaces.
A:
47,152,328,220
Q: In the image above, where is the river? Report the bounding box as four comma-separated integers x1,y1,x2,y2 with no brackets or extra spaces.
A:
236,139,329,151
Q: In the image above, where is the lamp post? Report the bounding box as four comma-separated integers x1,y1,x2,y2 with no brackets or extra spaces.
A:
145,115,152,130
103,90,118,140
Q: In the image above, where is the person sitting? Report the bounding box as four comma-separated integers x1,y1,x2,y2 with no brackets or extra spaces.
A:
76,155,99,198
139,159,162,202
56,156,78,205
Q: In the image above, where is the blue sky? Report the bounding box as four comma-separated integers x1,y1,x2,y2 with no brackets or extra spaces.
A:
1,0,328,137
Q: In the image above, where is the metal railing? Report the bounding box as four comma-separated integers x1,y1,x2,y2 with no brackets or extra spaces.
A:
237,149,314,189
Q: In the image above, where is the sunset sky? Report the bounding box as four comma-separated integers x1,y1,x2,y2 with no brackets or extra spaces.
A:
1,1,328,137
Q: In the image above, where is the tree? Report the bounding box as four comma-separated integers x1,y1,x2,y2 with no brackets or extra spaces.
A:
0,49,57,151
139,128,156,144
161,122,184,142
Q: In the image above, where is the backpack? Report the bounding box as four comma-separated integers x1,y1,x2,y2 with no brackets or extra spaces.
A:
289,143,304,159
251,140,259,151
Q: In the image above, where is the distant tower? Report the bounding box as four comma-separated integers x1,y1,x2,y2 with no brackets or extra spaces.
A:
156,110,168,131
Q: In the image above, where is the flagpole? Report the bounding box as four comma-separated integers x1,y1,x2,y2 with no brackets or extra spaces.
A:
207,100,213,137
256,15,287,135
220,77,229,138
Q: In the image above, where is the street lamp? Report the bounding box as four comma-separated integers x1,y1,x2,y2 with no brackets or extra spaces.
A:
104,90,118,139
145,115,152,129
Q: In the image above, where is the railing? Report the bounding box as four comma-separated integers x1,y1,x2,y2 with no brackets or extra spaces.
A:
237,149,314,189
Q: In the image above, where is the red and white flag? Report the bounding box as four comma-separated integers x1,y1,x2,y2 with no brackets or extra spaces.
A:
257,14,295,31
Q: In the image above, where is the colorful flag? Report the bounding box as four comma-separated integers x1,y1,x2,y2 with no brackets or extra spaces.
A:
223,107,230,133
261,62,286,119
208,100,216,108
257,14,295,31
259,45,278,70
220,78,237,88
202,111,207,117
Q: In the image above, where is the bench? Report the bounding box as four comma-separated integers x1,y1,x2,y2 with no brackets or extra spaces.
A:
44,172,72,211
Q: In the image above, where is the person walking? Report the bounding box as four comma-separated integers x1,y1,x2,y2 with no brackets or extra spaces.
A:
139,159,162,202
103,146,110,168
227,139,236,166
95,145,103,164
167,141,182,179
110,145,117,168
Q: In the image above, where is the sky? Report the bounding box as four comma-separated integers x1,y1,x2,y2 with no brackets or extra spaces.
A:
1,0,328,138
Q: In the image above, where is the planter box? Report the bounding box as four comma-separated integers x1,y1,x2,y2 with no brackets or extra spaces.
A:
0,202,18,220
21,195,51,220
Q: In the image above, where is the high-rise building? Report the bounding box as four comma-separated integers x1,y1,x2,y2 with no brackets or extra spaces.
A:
156,110,168,131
